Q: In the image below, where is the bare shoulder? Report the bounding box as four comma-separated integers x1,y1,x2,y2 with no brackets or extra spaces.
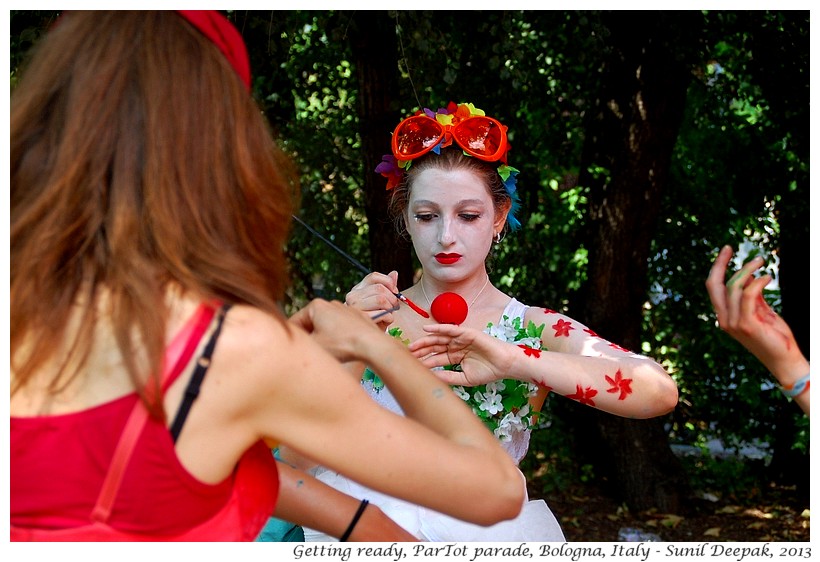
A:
199,302,373,445
211,303,347,390
165,304,320,479
195,304,324,427
221,304,292,343
202,304,321,398
216,304,305,375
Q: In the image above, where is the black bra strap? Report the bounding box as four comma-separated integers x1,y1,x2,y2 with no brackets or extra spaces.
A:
170,305,231,443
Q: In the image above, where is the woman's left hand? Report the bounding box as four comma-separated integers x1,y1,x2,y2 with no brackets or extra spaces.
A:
408,324,511,386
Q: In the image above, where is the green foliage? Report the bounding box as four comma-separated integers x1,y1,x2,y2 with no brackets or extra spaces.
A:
647,11,808,463
250,12,369,311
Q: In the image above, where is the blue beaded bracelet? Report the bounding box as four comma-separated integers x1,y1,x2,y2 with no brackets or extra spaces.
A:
780,373,810,398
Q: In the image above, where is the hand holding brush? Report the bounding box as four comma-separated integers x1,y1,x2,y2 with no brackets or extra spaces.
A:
292,215,429,319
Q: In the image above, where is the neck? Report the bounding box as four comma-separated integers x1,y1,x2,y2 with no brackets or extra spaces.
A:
419,274,491,309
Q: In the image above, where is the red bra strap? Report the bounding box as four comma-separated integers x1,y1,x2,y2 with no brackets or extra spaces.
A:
90,398,149,522
90,302,220,523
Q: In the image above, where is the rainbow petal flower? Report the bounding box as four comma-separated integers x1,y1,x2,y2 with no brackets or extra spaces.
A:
375,154,404,190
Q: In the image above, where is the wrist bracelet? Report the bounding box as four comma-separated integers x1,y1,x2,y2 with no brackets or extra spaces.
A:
780,372,810,398
339,499,369,542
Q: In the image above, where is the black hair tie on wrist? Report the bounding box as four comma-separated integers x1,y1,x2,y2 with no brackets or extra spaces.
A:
339,499,369,542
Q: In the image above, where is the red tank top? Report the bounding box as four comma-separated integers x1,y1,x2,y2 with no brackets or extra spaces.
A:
10,303,279,541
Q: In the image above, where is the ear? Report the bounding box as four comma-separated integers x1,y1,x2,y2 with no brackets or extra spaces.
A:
494,199,512,233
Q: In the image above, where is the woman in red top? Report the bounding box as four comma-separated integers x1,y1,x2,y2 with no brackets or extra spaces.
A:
10,11,524,541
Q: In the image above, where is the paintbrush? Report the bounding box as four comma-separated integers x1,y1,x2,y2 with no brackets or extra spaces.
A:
292,215,429,318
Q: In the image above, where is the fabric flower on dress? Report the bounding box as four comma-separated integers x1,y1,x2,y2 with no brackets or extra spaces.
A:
476,390,504,416
496,404,532,442
452,386,470,401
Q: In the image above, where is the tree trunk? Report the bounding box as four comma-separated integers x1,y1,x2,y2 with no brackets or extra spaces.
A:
768,185,810,494
347,11,414,284
566,12,699,512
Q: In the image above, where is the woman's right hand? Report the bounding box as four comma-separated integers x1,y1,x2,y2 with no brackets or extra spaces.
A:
345,270,401,330
705,245,809,415
705,245,802,373
289,298,387,364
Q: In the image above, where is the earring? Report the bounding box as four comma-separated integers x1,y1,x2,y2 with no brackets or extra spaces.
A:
494,231,506,244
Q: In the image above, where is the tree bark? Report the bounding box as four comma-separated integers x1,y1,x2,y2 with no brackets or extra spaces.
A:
567,11,699,512
347,11,414,284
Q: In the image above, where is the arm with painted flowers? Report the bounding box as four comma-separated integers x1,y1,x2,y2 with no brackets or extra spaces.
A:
409,308,678,419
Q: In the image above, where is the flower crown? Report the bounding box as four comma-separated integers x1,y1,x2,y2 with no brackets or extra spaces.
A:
375,102,522,230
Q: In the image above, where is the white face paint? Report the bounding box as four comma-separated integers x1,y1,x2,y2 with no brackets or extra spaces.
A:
406,167,502,285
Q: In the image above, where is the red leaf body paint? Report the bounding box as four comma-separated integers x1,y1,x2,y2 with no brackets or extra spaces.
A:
566,384,598,406
552,318,574,338
518,344,542,358
605,369,633,400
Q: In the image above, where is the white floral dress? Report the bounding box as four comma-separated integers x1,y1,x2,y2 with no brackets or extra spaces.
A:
304,298,566,542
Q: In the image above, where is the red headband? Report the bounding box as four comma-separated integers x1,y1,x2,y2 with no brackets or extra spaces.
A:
177,10,251,91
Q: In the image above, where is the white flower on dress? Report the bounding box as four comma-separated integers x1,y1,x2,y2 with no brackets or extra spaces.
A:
486,321,520,343
486,380,506,393
476,390,504,415
452,386,470,401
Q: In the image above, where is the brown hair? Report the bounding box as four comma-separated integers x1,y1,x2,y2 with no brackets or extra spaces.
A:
11,12,298,417
388,147,511,237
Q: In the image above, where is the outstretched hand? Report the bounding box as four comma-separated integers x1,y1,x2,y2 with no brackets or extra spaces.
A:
407,323,512,386
705,245,799,373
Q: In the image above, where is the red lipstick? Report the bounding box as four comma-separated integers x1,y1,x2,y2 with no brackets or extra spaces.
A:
435,253,461,265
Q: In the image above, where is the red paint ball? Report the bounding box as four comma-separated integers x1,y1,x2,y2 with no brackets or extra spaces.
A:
430,292,468,325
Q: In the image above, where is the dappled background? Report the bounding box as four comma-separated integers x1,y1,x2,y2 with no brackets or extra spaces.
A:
11,10,809,541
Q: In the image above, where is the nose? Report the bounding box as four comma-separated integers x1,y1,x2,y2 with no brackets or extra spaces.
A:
438,217,456,246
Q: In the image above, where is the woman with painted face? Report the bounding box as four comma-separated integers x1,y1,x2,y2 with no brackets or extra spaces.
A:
286,102,678,541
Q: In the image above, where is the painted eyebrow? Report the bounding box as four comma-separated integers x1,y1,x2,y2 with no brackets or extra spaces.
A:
411,199,487,207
